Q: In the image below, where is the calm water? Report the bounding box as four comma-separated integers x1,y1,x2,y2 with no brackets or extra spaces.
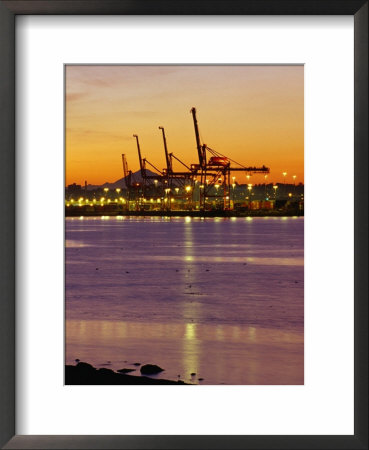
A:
65,216,304,384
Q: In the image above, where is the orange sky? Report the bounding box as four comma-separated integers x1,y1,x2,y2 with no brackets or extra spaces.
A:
66,65,304,186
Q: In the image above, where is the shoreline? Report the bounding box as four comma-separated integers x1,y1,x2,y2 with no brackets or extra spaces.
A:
65,209,304,218
65,362,189,385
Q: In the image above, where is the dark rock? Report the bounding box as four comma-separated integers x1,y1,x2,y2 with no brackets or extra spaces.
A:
76,362,95,374
190,372,196,376
65,362,188,385
98,368,115,376
126,271,130,273
75,358,80,363
117,368,135,374
198,377,204,381
133,362,141,366
140,364,164,375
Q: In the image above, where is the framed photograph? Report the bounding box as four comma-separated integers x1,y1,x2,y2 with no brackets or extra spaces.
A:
64,63,304,388
0,1,367,449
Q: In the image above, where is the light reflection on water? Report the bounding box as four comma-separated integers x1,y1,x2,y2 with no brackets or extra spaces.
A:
66,319,303,385
65,240,90,248
150,255,303,266
66,217,304,384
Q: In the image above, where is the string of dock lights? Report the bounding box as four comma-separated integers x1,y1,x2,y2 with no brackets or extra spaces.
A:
66,175,301,211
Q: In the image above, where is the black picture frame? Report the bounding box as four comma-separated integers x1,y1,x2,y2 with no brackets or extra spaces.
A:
0,1,367,449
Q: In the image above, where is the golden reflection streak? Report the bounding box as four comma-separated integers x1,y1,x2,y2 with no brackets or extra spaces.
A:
182,322,199,382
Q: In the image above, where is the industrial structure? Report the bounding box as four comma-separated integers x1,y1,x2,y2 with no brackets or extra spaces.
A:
123,107,270,211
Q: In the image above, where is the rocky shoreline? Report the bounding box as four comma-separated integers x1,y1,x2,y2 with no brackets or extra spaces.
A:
65,362,189,385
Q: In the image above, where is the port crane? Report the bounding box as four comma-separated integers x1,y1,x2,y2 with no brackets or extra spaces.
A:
188,107,270,210
158,126,195,186
122,153,144,210
157,126,198,210
129,107,270,211
132,134,166,203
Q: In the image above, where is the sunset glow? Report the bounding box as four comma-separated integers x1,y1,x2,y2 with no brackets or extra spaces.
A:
66,65,304,186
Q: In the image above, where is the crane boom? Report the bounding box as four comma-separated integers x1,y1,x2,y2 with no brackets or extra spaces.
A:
190,107,206,168
159,126,172,173
133,134,145,178
122,153,128,179
121,154,132,188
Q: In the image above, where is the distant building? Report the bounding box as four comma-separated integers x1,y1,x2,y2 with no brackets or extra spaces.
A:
67,183,82,192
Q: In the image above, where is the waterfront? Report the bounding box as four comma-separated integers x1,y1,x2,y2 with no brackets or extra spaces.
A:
66,216,304,385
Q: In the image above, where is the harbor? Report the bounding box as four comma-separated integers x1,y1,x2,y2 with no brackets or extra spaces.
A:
66,107,304,217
